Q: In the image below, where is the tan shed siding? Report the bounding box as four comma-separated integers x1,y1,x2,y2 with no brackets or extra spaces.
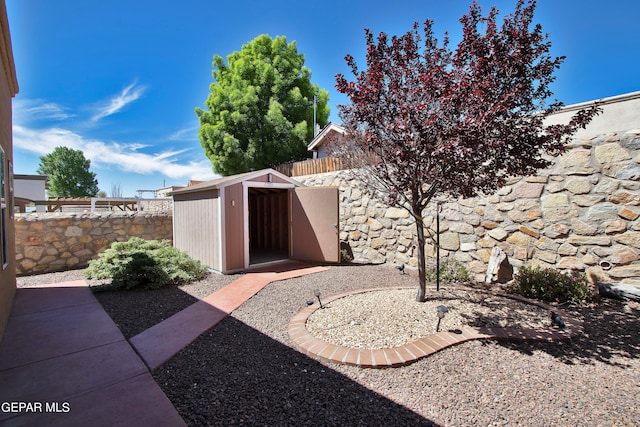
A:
173,189,220,270
224,183,244,271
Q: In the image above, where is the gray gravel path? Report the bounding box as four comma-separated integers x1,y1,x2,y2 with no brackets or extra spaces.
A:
18,265,640,426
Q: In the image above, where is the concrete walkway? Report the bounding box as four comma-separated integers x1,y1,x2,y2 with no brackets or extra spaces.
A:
131,263,328,370
0,262,328,425
0,281,185,427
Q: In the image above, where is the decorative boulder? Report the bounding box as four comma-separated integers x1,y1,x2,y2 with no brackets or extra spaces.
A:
485,246,513,284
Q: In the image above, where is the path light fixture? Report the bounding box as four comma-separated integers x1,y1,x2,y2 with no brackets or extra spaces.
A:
551,311,565,329
436,305,448,332
313,289,324,309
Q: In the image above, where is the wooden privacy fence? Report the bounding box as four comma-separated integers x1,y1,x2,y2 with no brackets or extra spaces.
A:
275,157,349,177
275,155,380,177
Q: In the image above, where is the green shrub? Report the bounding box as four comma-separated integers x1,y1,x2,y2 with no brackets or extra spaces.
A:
425,258,471,284
84,237,208,291
510,266,592,304
340,248,353,263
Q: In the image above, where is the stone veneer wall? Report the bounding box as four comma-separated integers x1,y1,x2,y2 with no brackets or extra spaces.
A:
15,212,173,275
297,129,640,285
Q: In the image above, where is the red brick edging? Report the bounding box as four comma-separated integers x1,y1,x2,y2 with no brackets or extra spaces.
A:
288,287,583,369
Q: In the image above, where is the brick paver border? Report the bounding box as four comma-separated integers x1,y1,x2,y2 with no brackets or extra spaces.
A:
132,263,329,370
288,287,582,368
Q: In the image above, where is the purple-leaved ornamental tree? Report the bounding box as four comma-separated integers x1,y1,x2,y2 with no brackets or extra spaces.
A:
335,0,599,302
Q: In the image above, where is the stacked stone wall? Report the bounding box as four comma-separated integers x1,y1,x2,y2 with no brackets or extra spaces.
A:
298,129,640,285
15,211,173,275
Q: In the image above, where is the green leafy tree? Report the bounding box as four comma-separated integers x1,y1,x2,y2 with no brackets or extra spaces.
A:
196,34,330,175
37,146,100,197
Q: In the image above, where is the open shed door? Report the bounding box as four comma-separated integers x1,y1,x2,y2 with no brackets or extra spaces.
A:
290,187,339,263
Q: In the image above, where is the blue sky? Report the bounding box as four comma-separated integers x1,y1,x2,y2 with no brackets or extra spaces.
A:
6,0,639,197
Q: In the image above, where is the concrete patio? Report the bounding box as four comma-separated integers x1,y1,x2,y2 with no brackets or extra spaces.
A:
0,262,328,426
0,280,185,426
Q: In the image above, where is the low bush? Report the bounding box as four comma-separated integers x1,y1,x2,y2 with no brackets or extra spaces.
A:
84,237,208,291
339,242,354,264
425,258,471,284
510,266,592,304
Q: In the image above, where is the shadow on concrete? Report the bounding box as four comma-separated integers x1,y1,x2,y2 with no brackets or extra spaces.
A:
0,284,185,426
91,265,436,425
94,285,202,339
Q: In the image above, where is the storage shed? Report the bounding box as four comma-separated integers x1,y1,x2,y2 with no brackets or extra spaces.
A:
172,168,339,273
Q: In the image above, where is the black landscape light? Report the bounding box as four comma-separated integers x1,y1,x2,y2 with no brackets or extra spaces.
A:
551,312,565,329
313,289,324,309
436,305,448,332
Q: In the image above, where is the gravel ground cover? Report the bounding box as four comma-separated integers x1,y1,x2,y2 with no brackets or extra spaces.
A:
306,287,550,349
17,264,640,426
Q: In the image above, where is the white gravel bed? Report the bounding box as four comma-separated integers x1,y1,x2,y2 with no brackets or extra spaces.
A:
306,288,549,349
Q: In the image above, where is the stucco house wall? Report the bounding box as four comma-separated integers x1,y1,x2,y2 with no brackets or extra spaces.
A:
0,0,19,343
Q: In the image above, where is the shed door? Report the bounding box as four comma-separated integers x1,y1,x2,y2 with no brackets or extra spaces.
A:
290,187,339,263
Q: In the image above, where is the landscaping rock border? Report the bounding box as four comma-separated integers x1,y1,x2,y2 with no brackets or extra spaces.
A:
289,286,581,368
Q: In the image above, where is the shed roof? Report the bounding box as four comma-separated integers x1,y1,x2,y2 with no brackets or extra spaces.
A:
14,174,47,181
172,168,302,195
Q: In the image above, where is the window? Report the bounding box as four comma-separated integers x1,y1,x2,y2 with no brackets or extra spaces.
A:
0,146,7,269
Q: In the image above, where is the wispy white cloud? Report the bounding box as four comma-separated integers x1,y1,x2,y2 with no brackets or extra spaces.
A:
166,125,200,142
13,98,75,124
13,125,84,154
12,85,217,186
91,82,146,122
13,124,217,181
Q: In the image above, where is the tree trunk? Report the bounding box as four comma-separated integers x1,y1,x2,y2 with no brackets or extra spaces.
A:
415,211,427,302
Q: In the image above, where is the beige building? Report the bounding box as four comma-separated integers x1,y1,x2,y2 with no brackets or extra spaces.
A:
0,0,19,342
307,122,348,159
14,174,47,212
